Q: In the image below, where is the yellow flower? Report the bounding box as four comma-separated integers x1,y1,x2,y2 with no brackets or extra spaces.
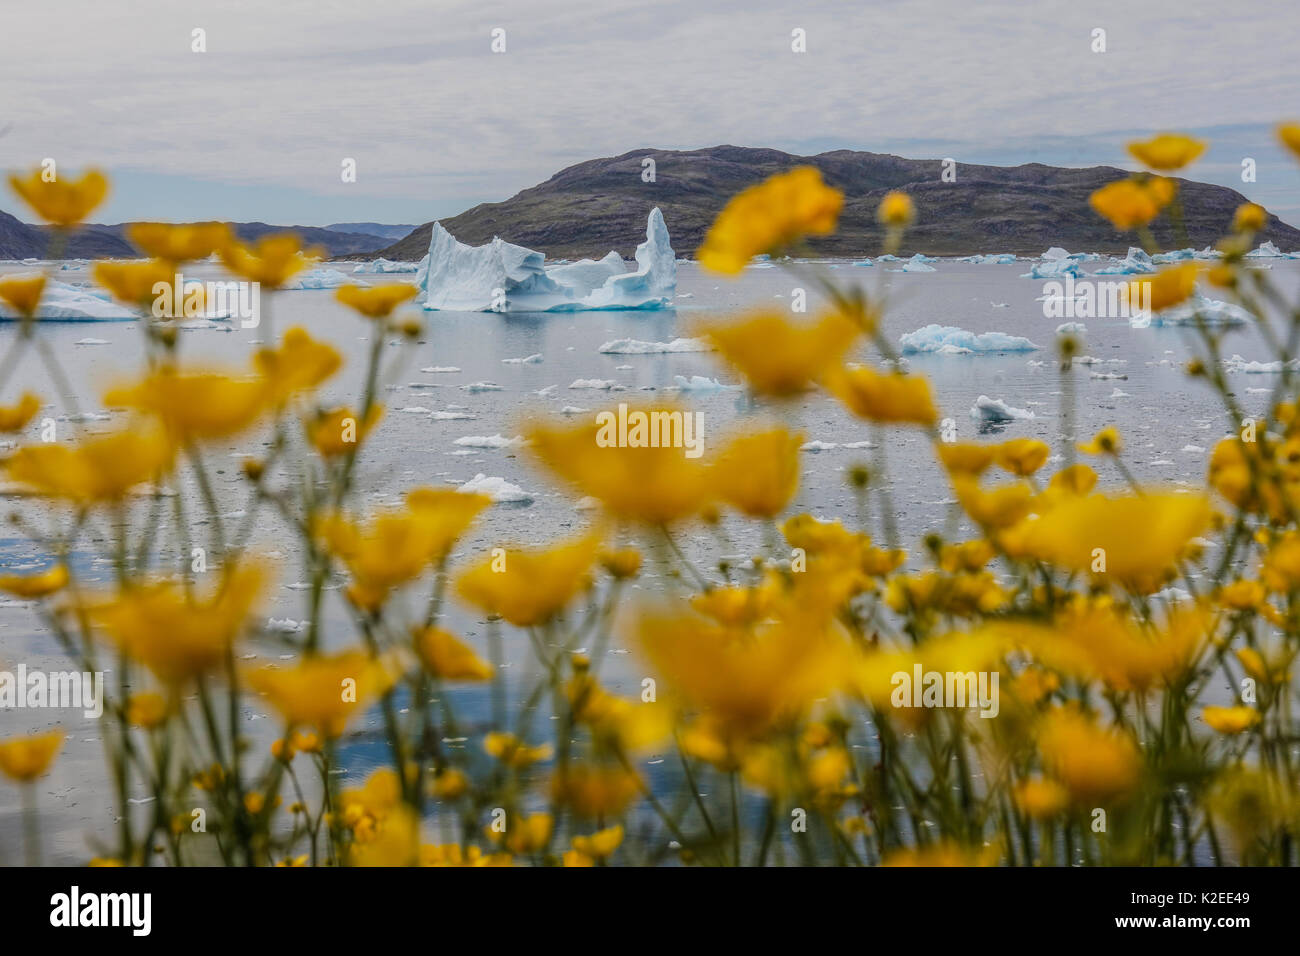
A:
1089,178,1173,230
571,824,624,860
414,628,492,681
563,849,595,867
1219,578,1266,611
92,259,181,309
1278,123,1300,160
8,168,108,226
483,731,552,768
551,765,642,818
247,649,392,738
319,487,488,610
1043,463,1098,500
1002,492,1210,593
456,533,599,626
1077,425,1122,455
431,768,470,800
0,731,64,782
335,283,420,319
419,844,511,867
599,548,642,579
936,442,997,476
1037,708,1140,804
0,274,46,320
1233,202,1267,233
696,309,863,397
711,427,802,518
0,393,41,433
877,190,915,227
6,427,174,502
105,367,269,442
1130,263,1199,313
350,805,419,867
994,438,1050,477
220,234,323,288
825,365,937,427
952,476,1035,530
254,327,342,404
528,414,714,523
882,842,997,867
90,563,268,685
501,813,552,854
0,563,68,599
126,222,232,262
1202,705,1259,735
308,404,383,458
1014,778,1069,819
1126,133,1206,171
697,166,843,273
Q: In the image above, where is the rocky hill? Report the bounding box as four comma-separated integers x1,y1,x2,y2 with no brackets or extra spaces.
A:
374,146,1300,261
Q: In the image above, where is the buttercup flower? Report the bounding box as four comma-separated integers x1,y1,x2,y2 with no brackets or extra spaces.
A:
126,222,232,262
8,168,107,226
0,274,46,320
0,393,41,433
6,427,174,502
711,427,803,518
0,563,68,599
1203,705,1259,735
456,533,599,626
220,234,322,288
877,190,915,227
0,732,64,782
697,309,863,396
1089,178,1173,230
1126,133,1206,171
247,649,393,737
825,365,937,427
336,283,420,319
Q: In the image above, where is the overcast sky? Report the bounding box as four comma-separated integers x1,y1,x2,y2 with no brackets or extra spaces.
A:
3,0,1299,227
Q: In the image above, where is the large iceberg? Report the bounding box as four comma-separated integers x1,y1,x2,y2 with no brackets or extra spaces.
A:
1245,241,1297,259
900,324,1041,354
418,208,676,312
0,278,136,321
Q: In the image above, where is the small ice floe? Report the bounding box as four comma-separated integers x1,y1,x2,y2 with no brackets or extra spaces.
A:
899,254,936,273
970,395,1035,423
670,375,738,392
800,439,876,452
535,384,558,396
597,337,711,354
266,618,306,634
429,410,474,420
284,268,357,290
59,411,111,422
1055,322,1087,335
401,406,432,413
1135,294,1251,329
1109,388,1130,398
852,259,874,267
75,337,110,345
457,473,533,504
569,378,620,389
991,302,1008,308
616,364,633,370
421,366,461,373
453,434,527,449
462,382,504,392
1090,372,1128,380
900,324,1039,354
1223,354,1300,374
1246,387,1272,394
1182,444,1206,453
560,406,590,415
502,353,543,364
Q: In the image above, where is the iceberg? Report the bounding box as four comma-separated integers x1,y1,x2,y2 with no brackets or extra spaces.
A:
1022,258,1082,279
1245,241,1296,259
900,254,936,273
970,395,1035,423
899,324,1040,354
671,375,739,392
0,278,136,321
1042,247,1071,261
960,253,1017,264
1056,322,1087,335
598,337,711,354
419,208,676,312
1222,354,1300,374
286,268,358,290
456,473,533,504
1094,247,1157,276
352,258,420,274
1131,294,1252,329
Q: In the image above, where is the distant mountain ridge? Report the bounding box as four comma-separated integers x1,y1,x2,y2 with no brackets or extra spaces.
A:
324,222,417,241
0,214,400,260
371,146,1300,261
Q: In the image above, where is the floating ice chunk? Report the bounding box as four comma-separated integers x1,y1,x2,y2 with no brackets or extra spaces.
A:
400,406,432,414
461,382,504,392
285,268,357,290
560,406,589,415
0,277,136,321
1223,354,1300,373
671,375,738,392
598,337,711,354
1182,444,1206,453
851,259,874,267
502,353,543,364
1109,388,1130,398
352,258,420,274
419,208,676,312
75,337,110,345
453,434,527,449
1245,241,1295,259
900,254,936,273
900,324,1040,354
801,440,838,452
457,473,533,504
1022,258,1081,279
1042,247,1071,261
429,410,474,420
1056,322,1087,335
1134,294,1251,329
970,395,1034,422
569,378,619,389
421,366,461,373
1094,247,1157,275
266,618,305,633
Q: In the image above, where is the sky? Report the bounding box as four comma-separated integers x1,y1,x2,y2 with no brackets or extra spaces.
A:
3,0,1299,227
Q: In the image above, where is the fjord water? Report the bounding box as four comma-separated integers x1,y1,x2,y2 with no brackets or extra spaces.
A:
1,257,1297,861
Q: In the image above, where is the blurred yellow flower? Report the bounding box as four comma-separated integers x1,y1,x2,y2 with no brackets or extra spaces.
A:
92,259,180,309
420,844,511,867
599,548,642,579
952,476,1035,530
882,842,997,866
501,812,552,854
483,731,552,767
826,365,937,427
6,427,174,502
552,764,642,818
0,393,41,433
697,309,862,396
1131,263,1199,313
414,628,492,681
105,366,269,442
126,222,232,262
711,427,802,518
1232,202,1267,233
1037,708,1140,804
571,824,624,860
247,649,392,737
877,190,915,227
335,283,420,318
994,438,1050,477
1014,777,1069,819
1089,178,1173,230
0,274,46,320
254,326,342,403
935,441,997,476
91,563,267,685
697,166,842,274
220,234,322,288
1278,123,1300,160
456,533,598,626
0,563,68,599
308,404,383,458
1077,425,1122,455
0,731,64,782
1202,705,1259,735
1126,133,1206,171
8,168,108,226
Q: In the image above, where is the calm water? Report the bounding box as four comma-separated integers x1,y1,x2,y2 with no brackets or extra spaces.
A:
1,256,1297,861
